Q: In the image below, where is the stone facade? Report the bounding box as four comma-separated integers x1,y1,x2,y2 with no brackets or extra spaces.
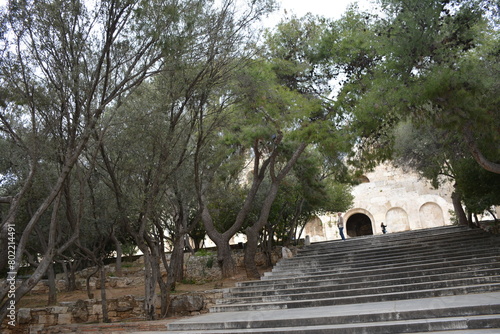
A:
305,164,457,241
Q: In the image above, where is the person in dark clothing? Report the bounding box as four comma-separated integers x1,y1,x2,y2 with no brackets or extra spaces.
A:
381,222,387,234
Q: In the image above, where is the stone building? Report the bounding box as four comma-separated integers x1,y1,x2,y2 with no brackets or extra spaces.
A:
305,164,457,242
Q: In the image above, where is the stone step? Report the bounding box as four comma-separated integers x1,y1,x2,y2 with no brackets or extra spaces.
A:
226,268,500,299
278,229,498,260
219,276,500,305
299,237,495,261
210,283,500,312
164,315,500,333
165,293,500,333
286,232,498,259
231,267,500,294
163,226,500,333
289,232,497,262
298,227,487,253
168,306,500,331
405,331,500,334
262,254,500,280
240,256,500,289
272,247,500,277
265,258,500,282
301,228,486,251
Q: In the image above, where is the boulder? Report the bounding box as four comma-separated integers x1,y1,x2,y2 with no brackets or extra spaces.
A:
70,299,89,323
17,308,31,324
170,294,203,315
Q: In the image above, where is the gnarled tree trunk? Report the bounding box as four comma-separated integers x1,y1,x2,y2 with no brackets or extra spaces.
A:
452,191,468,227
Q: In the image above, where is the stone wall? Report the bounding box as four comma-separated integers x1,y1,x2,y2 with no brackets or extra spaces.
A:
2,248,291,334
4,291,222,334
308,164,457,242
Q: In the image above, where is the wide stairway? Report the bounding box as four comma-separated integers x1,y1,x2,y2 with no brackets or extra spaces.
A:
161,226,500,333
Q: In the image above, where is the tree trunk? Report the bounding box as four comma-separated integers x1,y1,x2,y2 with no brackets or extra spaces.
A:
100,265,110,323
47,263,57,306
0,247,59,320
452,191,468,226
244,226,261,279
61,262,69,291
487,209,497,221
111,232,123,277
157,238,170,318
217,240,237,278
244,142,307,279
67,260,78,292
158,233,186,318
287,198,305,246
296,223,307,245
0,192,75,320
157,274,169,318
142,250,158,320
169,235,185,283
200,201,237,278
86,267,99,299
196,138,277,279
264,225,273,267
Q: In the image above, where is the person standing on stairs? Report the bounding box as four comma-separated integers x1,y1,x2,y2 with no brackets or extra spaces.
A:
381,222,387,234
337,212,346,240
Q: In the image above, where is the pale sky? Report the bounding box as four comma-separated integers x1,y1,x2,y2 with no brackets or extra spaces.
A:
0,0,377,22
264,0,377,27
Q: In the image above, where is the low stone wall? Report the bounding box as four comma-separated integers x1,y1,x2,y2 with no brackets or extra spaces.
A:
1,247,296,334
4,290,224,334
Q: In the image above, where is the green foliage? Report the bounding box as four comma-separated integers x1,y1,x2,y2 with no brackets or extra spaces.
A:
264,14,332,94
454,159,500,214
248,147,353,246
181,278,197,285
205,256,214,269
449,210,459,226
336,0,498,169
194,249,214,257
122,244,138,258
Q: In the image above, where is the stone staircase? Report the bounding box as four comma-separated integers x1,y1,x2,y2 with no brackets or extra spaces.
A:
158,226,500,333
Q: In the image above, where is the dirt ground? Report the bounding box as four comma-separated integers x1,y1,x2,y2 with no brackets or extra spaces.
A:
18,266,264,309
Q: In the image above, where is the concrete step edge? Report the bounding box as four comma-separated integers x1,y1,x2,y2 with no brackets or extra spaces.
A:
218,276,500,305
299,232,493,254
262,256,500,280
168,306,500,331
164,314,500,333
232,267,500,293
210,284,500,312
278,244,500,265
272,250,500,273
226,271,500,298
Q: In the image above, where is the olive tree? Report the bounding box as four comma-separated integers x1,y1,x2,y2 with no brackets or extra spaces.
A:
0,0,169,320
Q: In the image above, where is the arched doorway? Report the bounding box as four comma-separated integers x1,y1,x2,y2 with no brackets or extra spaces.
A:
346,213,373,237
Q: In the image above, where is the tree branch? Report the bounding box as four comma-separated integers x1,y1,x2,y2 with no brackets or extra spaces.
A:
463,126,500,174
